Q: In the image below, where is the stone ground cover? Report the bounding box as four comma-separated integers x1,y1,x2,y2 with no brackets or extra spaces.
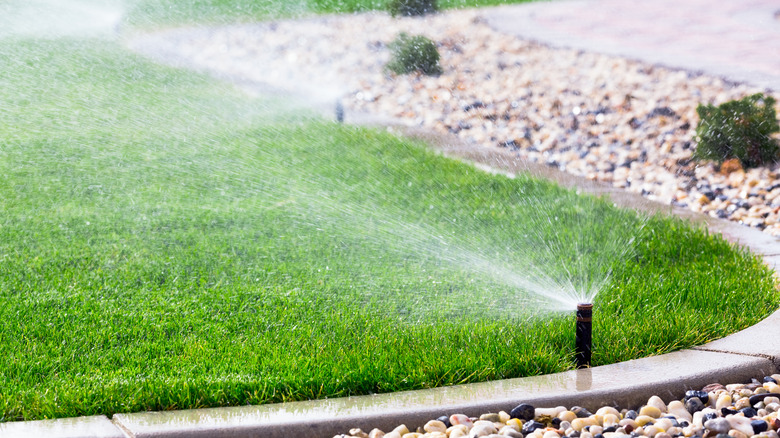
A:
0,0,777,423
137,8,780,235
336,375,780,438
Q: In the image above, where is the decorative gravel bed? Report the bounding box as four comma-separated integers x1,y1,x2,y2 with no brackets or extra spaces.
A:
128,8,780,236
334,374,780,438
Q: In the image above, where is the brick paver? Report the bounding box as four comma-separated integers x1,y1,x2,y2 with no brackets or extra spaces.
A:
485,0,780,91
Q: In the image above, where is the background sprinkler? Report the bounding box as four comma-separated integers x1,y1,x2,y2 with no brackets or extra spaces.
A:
335,100,344,123
575,303,592,368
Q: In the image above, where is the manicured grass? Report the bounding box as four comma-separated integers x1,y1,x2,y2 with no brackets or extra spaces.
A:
124,0,537,27
0,2,778,423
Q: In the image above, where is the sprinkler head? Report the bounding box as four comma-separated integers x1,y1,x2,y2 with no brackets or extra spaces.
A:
575,302,592,368
335,100,345,123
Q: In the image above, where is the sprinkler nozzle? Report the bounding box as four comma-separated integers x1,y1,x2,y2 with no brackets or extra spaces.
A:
335,100,345,123
575,302,593,368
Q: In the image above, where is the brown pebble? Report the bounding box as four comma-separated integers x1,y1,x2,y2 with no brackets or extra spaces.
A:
350,428,369,438
703,383,726,393
721,157,746,175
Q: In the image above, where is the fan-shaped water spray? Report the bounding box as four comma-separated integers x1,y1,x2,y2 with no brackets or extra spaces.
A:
280,169,646,320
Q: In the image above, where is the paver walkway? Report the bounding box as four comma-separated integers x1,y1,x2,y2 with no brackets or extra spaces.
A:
485,0,780,91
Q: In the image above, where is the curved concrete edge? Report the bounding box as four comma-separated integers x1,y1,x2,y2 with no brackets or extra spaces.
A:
4,345,778,438
0,415,126,438
695,307,780,369
106,349,776,438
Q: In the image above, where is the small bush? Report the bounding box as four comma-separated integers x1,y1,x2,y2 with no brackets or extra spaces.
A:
386,33,442,76
387,0,437,17
694,93,780,168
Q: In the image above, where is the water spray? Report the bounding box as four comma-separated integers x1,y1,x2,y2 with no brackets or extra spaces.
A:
575,303,592,368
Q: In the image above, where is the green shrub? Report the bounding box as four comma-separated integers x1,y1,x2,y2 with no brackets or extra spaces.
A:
386,33,442,76
694,93,780,168
387,0,437,17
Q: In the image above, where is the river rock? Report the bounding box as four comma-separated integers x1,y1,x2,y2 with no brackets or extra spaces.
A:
423,420,447,433
499,427,524,438
639,405,662,419
668,400,693,422
596,407,621,417
522,421,547,434
716,394,733,410
686,397,705,414
571,417,599,431
559,411,577,423
450,414,473,429
479,413,501,423
511,404,537,421
470,422,498,436
436,415,451,428
726,415,755,437
739,407,757,417
653,418,673,431
572,407,593,418
752,419,770,434
704,418,731,434
367,429,385,438
703,383,726,393
537,407,567,418
750,394,780,406
647,396,667,413
449,428,468,438
686,390,710,404
449,425,469,437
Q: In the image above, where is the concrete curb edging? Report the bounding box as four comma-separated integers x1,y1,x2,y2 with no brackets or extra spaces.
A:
108,350,777,438
2,344,777,438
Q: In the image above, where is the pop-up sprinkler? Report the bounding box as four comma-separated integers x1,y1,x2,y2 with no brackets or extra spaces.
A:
335,100,344,123
575,303,592,368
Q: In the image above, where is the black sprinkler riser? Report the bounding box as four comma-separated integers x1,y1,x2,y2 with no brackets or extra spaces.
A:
575,302,592,368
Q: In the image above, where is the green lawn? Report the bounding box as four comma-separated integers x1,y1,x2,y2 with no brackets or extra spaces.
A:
124,0,538,27
0,0,778,423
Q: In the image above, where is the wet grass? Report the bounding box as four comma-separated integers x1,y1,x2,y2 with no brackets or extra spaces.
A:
124,0,538,27
0,3,778,423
